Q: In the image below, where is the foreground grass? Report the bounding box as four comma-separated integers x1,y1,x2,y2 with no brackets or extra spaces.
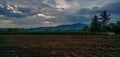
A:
0,35,17,57
107,34,120,57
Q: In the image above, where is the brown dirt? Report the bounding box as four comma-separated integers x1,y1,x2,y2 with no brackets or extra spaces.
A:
6,35,112,57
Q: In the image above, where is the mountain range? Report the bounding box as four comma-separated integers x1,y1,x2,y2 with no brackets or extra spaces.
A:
30,23,88,31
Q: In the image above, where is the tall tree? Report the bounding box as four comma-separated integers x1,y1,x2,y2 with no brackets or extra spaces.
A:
99,10,111,27
91,15,100,32
99,10,111,32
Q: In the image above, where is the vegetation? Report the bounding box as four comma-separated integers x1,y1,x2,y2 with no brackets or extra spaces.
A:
0,29,101,35
90,10,120,34
114,21,120,33
90,15,100,32
100,10,111,29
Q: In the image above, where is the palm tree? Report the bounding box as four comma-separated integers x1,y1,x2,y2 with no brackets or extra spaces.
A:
99,10,111,27
99,10,111,32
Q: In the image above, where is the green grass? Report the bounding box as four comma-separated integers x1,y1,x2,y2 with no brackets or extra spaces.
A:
0,30,108,35
105,34,120,57
0,35,17,57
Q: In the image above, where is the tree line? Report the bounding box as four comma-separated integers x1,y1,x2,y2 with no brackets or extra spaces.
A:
89,10,120,33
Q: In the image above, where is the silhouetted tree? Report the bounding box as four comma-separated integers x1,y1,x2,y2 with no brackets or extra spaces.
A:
90,15,100,32
99,10,111,31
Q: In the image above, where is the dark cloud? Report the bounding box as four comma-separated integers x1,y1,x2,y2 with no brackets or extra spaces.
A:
0,4,36,18
103,1,120,15
67,15,91,24
0,7,25,18
77,0,120,22
0,0,119,28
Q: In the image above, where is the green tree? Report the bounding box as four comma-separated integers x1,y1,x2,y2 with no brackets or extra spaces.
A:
107,23,115,32
90,15,100,32
114,21,120,33
82,26,90,32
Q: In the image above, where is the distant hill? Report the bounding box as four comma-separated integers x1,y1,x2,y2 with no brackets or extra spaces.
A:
31,23,88,31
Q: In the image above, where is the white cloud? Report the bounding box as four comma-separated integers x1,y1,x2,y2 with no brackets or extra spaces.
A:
43,21,60,27
43,21,51,24
0,15,4,17
37,13,56,19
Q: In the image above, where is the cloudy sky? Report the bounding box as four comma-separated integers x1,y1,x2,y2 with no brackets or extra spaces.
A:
0,0,120,28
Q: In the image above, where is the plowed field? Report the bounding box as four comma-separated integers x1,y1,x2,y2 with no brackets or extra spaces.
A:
0,35,119,57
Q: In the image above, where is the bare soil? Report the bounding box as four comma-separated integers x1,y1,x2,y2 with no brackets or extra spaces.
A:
0,35,114,57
